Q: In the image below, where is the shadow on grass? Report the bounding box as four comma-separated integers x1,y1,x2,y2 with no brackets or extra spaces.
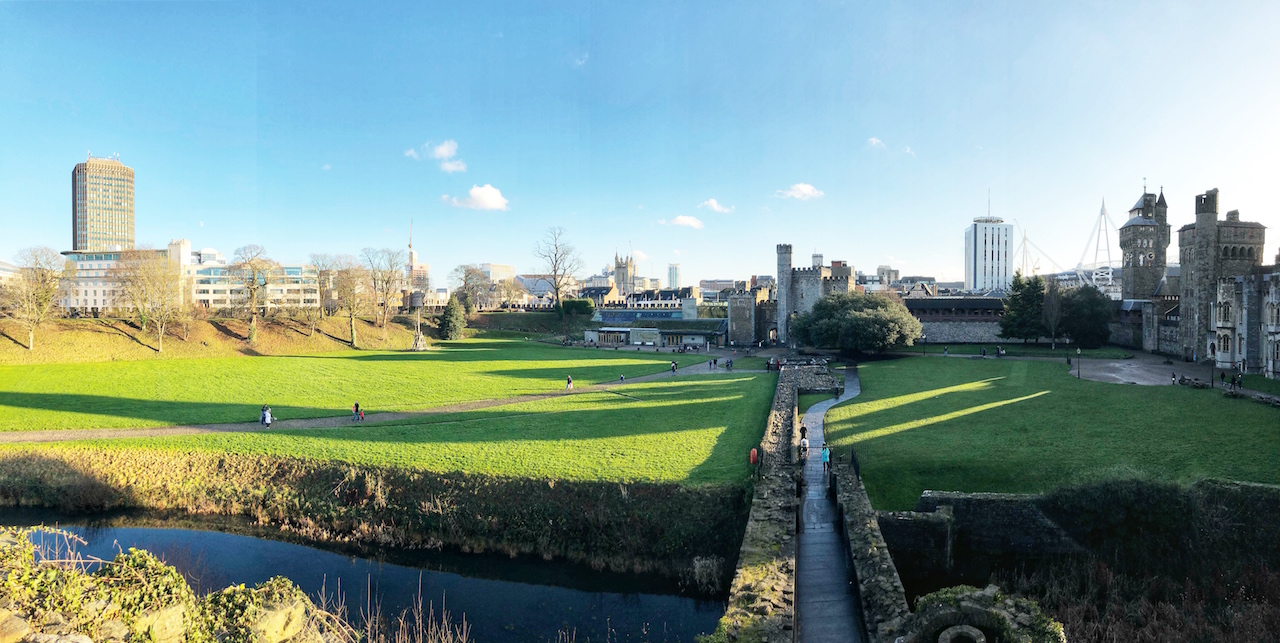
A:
0,451,132,511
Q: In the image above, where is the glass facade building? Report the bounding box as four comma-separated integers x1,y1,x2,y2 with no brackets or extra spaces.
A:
72,155,135,252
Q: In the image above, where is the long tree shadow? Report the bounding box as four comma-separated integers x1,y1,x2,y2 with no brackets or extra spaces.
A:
0,451,134,511
0,391,337,429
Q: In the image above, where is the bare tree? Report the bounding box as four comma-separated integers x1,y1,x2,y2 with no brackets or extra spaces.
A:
497,278,526,308
1,247,72,350
533,227,583,311
230,245,281,344
361,248,407,328
109,249,187,352
1042,279,1064,350
309,253,339,317
449,265,491,313
331,255,367,348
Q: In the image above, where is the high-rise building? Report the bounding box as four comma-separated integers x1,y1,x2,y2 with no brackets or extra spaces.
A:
668,264,680,289
964,216,1012,292
406,222,430,291
480,263,516,284
72,154,135,252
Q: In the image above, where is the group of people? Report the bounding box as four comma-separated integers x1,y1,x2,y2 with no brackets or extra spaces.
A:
259,405,273,428
352,401,365,422
1220,371,1246,390
707,358,732,370
797,424,832,473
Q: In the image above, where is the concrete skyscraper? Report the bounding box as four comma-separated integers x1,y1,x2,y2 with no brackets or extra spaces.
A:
72,154,135,251
668,263,680,289
963,216,1012,292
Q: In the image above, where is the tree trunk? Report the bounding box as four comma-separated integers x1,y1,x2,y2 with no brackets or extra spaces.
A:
249,311,258,344
157,322,165,352
349,312,358,348
27,328,33,350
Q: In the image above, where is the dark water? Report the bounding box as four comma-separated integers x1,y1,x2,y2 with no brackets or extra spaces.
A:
1,511,724,643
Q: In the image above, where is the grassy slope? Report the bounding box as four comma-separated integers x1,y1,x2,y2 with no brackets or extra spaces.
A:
916,343,1132,359
0,316,423,365
798,393,832,415
824,357,1280,510
0,336,708,431
1244,374,1280,396
23,373,778,485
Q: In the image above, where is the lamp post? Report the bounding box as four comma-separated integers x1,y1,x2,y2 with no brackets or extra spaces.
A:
1076,347,1081,379
921,334,927,356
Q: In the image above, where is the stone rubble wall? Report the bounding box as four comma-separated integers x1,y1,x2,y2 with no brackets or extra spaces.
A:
717,368,800,642
831,465,911,643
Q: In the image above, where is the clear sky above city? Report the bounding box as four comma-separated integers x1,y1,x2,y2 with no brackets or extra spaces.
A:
2,1,1277,284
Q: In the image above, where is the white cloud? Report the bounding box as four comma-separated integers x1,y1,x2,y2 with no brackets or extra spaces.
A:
431,140,458,160
404,148,420,160
439,160,467,173
698,198,733,213
445,184,509,211
775,183,824,200
321,163,331,171
904,146,915,156
574,52,589,66
669,215,703,229
633,250,650,262
868,137,885,148
198,221,204,228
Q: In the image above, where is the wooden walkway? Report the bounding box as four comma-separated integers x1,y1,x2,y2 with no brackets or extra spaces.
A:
797,369,866,642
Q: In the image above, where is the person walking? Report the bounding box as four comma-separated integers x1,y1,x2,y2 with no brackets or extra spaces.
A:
619,374,626,383
260,404,268,425
263,407,273,428
821,446,831,474
353,402,360,422
671,361,677,374
799,424,807,441
981,348,987,358
566,375,574,391
359,409,364,422
799,436,809,463
944,346,949,357
1171,372,1177,385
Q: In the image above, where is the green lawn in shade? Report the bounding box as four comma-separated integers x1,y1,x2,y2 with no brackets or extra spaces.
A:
915,343,1133,359
0,335,707,431
32,373,778,485
824,357,1280,510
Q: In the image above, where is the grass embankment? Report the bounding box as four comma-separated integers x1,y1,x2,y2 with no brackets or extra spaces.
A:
48,373,778,485
0,373,778,584
0,336,708,432
0,315,424,365
915,344,1132,359
798,393,832,415
1244,374,1280,396
824,357,1280,510
470,311,600,337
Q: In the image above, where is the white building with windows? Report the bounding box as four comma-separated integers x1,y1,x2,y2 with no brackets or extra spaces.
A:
964,216,1013,292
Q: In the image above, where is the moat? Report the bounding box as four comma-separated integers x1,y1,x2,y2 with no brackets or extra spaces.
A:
0,509,725,643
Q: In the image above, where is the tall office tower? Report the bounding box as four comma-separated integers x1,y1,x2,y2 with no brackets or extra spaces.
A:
72,154,135,251
964,216,1013,292
668,264,680,289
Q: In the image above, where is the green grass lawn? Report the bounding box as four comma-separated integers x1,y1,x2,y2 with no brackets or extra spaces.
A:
0,335,708,431
798,393,833,415
32,373,777,485
916,344,1132,359
1244,374,1280,396
825,357,1280,510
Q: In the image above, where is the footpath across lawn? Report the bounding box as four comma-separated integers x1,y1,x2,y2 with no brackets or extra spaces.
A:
824,356,1280,510
0,335,707,432
25,373,777,485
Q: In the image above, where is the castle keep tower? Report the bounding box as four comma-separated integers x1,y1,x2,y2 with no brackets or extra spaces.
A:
1177,188,1266,360
776,244,792,344
1118,190,1170,300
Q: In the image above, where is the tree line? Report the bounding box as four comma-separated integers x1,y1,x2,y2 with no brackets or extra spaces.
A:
998,271,1113,349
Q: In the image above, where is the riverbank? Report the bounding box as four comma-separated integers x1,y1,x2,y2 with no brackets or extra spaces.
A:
0,447,751,590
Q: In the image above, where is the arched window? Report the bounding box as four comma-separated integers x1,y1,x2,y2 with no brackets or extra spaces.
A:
1223,246,1231,258
1230,247,1238,258
1223,335,1231,352
1248,247,1255,259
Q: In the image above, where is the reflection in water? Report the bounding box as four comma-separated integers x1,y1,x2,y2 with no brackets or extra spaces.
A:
4,512,724,643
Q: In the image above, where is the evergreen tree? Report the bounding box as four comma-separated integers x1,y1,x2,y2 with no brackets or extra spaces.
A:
999,271,1047,342
1061,285,1113,348
791,291,922,354
437,296,468,340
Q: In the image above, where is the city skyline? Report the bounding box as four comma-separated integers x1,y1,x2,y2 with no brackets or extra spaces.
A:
2,1,1278,284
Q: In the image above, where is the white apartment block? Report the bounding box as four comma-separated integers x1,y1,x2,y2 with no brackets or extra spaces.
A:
964,216,1013,292
480,263,517,284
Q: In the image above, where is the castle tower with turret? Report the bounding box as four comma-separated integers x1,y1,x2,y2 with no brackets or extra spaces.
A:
1118,189,1170,300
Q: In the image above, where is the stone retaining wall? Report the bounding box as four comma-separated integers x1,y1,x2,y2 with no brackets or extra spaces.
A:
716,367,799,642
909,491,1084,558
831,465,910,643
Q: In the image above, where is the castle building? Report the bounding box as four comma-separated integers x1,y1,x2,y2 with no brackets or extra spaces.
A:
963,217,1012,292
72,154,135,252
1177,188,1266,361
614,254,636,297
1118,191,1170,300
1215,270,1280,378
775,244,854,344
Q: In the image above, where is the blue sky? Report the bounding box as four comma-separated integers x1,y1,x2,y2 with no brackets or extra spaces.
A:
2,1,1277,284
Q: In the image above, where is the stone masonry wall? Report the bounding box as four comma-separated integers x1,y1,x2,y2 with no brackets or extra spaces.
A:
910,491,1084,559
832,464,911,643
919,320,1004,344
717,368,799,642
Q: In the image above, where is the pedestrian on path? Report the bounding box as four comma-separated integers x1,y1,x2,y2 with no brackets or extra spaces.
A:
566,375,574,391
800,436,809,462
944,346,949,357
1171,372,1177,385
352,402,360,422
821,446,831,474
619,374,625,383
671,361,677,373
260,404,268,425
263,407,273,428
799,424,807,441
359,409,364,422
